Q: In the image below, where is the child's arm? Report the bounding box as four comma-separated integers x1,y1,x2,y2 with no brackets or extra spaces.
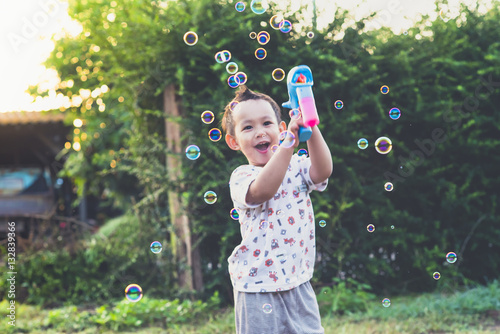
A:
246,145,294,205
307,125,333,184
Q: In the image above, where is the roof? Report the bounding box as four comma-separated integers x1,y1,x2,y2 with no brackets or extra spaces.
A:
0,111,66,126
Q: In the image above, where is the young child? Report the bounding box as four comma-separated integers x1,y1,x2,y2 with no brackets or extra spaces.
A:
222,85,333,334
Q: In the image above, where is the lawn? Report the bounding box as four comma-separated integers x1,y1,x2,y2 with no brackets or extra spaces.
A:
3,281,500,333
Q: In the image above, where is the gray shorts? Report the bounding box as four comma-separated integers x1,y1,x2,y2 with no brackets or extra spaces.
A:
234,281,324,334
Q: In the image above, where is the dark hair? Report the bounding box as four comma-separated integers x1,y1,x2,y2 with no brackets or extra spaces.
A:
221,85,282,137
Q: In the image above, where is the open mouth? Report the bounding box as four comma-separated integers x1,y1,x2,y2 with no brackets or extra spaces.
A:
255,142,270,153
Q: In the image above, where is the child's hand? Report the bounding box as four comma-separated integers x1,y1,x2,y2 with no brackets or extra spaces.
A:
286,114,305,148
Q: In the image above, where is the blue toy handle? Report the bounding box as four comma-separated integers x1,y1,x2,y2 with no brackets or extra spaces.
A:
298,126,313,142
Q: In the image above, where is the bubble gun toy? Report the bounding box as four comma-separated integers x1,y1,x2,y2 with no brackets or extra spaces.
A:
282,65,319,142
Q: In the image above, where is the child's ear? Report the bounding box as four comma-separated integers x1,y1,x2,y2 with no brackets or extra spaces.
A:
226,134,240,151
279,121,287,133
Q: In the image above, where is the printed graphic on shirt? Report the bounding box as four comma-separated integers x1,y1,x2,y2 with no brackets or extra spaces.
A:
228,154,328,292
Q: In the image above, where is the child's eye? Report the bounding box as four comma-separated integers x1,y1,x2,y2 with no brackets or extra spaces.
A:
243,125,252,130
264,121,272,125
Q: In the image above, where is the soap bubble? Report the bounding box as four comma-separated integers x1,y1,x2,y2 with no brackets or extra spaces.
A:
201,110,214,124
384,182,394,192
272,68,285,81
185,145,200,160
257,31,270,45
255,48,267,60
297,148,308,156
183,31,198,46
270,14,283,29
375,137,393,154
382,298,391,307
279,20,292,33
125,284,143,302
367,224,375,233
307,31,314,38
150,241,162,254
446,252,457,264
230,208,239,220
357,138,368,150
319,220,326,228
208,128,222,142
279,130,295,148
390,225,395,229
262,303,272,313
204,191,217,204
227,75,240,88
334,100,343,109
215,50,231,63
229,101,239,111
226,62,238,74
289,108,301,120
433,272,441,280
389,108,401,120
235,1,245,12
249,31,257,39
270,144,279,153
235,72,248,85
251,0,268,14
380,85,389,94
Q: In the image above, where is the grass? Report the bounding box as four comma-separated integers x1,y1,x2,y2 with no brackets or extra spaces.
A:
3,281,500,333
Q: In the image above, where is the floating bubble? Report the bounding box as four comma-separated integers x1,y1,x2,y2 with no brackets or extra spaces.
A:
235,72,248,85
334,100,343,109
259,220,268,229
235,1,245,12
279,20,292,33
289,108,301,120
257,31,270,45
204,191,217,204
270,14,283,29
403,30,408,35
433,272,441,280
307,31,314,38
251,0,268,15
270,144,279,153
297,148,308,157
262,303,272,313
367,224,375,233
201,110,214,124
183,31,198,46
446,252,457,264
279,130,295,148
227,75,240,88
215,50,231,63
185,145,200,160
229,101,239,111
390,225,395,229
384,182,394,192
230,208,239,220
272,68,285,81
276,209,284,217
389,108,401,120
125,284,143,302
255,48,267,60
150,241,162,254
382,298,391,307
319,220,326,228
380,85,389,94
208,128,222,142
375,136,393,154
226,62,238,74
357,138,368,150
249,31,257,39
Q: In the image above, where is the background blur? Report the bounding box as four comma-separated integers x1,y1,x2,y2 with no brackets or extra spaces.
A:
0,0,499,332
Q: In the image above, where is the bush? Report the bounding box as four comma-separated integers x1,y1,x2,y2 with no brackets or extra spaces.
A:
317,278,376,316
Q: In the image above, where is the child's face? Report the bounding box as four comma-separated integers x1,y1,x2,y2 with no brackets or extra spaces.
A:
225,99,286,167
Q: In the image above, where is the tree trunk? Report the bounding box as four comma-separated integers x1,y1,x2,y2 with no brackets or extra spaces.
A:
163,84,203,292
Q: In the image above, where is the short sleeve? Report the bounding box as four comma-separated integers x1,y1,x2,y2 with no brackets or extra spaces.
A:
295,155,328,193
229,165,262,209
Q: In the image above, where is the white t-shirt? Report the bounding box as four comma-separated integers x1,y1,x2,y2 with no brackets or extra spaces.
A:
228,154,328,292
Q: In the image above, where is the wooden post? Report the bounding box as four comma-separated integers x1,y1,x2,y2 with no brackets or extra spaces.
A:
163,84,203,291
